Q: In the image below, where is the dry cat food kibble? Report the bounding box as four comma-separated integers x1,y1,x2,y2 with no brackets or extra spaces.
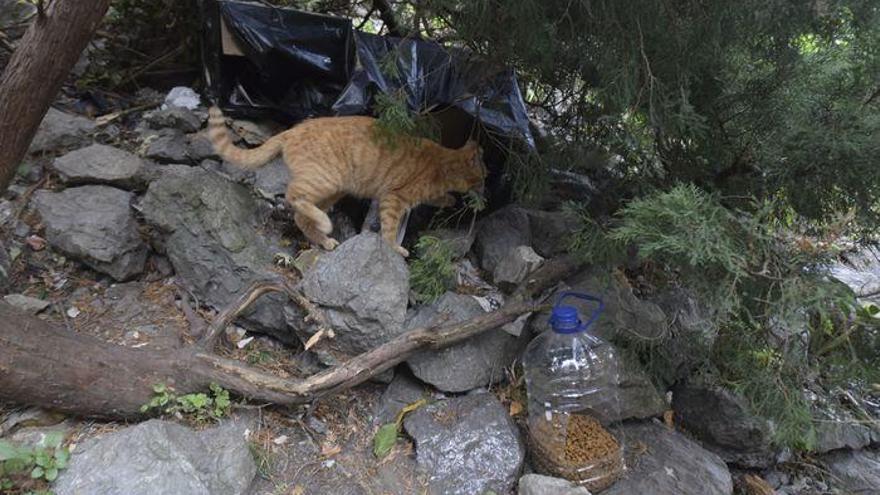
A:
529,412,624,492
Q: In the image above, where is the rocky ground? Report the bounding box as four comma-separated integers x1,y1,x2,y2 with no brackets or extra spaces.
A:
0,88,878,495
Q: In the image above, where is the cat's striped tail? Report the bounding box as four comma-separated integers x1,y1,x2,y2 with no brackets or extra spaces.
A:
207,106,283,169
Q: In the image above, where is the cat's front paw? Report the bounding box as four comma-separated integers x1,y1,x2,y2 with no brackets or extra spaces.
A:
394,245,410,257
321,238,340,250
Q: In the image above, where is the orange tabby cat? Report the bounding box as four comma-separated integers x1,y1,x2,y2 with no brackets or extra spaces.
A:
207,107,486,256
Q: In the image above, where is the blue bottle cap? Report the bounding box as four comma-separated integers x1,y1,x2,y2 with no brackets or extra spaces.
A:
550,305,583,334
550,292,604,334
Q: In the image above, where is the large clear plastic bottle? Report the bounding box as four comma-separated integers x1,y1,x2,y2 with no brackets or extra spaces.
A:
523,292,625,492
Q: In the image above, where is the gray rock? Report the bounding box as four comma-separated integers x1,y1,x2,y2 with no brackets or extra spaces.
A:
140,167,297,341
253,157,290,200
300,232,409,363
28,108,95,154
403,393,525,495
51,144,146,189
526,209,580,258
494,245,544,287
199,159,252,184
54,417,256,495
616,352,667,421
3,294,51,313
373,373,427,425
813,402,874,454
143,106,202,133
828,244,880,303
187,133,220,162
33,186,147,281
145,131,190,163
603,421,733,495
406,292,519,392
419,228,475,259
533,270,668,344
518,474,591,495
474,205,531,274
647,288,718,387
672,384,774,467
822,448,880,495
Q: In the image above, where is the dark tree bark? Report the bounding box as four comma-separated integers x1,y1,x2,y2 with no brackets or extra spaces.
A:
0,256,581,419
0,0,111,194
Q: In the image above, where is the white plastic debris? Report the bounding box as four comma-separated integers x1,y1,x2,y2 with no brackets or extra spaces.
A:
272,435,289,445
162,86,201,110
236,336,255,349
66,306,80,318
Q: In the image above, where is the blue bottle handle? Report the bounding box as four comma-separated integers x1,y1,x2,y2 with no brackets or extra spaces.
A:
555,291,605,332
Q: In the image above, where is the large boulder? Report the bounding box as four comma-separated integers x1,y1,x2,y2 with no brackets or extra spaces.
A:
532,270,667,344
403,393,525,495
603,421,733,495
373,373,428,425
615,352,667,421
406,292,520,392
140,167,297,341
54,418,256,495
28,108,95,154
33,186,147,280
812,400,875,454
474,206,531,274
822,448,880,494
647,287,719,387
299,232,409,363
526,208,580,258
672,383,774,467
473,206,580,276
51,144,147,189
143,106,202,133
144,130,190,163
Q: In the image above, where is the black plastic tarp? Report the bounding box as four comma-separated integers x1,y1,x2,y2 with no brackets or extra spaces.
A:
201,0,534,149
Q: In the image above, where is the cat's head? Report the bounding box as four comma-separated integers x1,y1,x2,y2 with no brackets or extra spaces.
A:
456,140,487,192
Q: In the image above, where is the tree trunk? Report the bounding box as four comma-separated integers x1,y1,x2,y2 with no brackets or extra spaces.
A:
0,256,580,419
0,0,111,194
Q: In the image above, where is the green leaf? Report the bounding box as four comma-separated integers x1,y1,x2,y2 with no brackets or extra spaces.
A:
45,466,59,481
41,432,63,449
5,457,29,474
30,466,44,479
372,423,399,459
34,451,49,467
153,383,167,393
54,449,69,468
0,441,20,461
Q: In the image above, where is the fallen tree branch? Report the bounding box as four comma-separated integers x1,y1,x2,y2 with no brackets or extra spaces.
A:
0,256,579,419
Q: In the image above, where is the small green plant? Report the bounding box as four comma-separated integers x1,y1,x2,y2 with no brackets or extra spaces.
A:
0,431,69,493
373,399,427,459
141,383,232,423
409,236,457,304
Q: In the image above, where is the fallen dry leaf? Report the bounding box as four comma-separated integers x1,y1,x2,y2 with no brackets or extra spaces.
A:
320,443,342,457
663,409,675,429
741,473,775,495
26,235,46,251
289,485,305,495
509,401,524,416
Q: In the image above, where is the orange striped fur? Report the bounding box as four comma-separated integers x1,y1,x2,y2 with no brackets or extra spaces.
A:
208,106,486,256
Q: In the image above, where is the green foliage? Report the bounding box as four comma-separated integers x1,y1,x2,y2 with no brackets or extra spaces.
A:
409,236,457,304
140,383,232,423
372,399,426,459
372,90,441,149
0,431,69,493
372,423,399,458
